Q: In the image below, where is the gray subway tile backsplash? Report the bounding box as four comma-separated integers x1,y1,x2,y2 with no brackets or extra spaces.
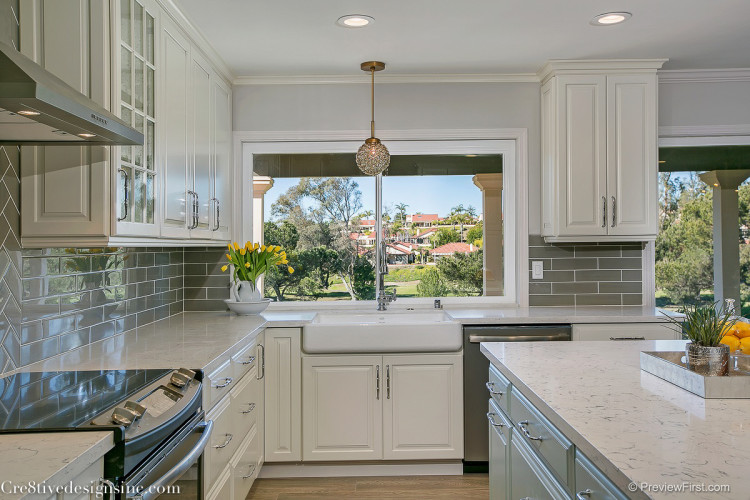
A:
529,236,644,307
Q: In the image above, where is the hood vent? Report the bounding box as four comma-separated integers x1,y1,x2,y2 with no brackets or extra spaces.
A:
0,41,143,145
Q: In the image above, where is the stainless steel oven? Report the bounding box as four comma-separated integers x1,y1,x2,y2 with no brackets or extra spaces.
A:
120,412,213,500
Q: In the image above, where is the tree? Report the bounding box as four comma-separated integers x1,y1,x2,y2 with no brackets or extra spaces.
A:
394,203,409,223
655,177,714,304
351,256,375,300
416,268,449,297
432,227,460,247
437,250,483,295
466,222,483,245
305,178,363,230
264,221,299,250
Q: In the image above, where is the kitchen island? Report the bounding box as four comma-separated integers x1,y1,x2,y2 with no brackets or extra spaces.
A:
481,339,744,499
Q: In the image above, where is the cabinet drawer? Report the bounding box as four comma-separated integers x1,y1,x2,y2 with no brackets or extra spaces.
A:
205,396,236,489
510,386,573,488
487,398,510,444
575,450,629,500
231,340,259,381
232,424,261,500
231,370,260,438
206,359,235,408
206,466,233,500
572,322,681,341
510,432,569,500
488,364,511,413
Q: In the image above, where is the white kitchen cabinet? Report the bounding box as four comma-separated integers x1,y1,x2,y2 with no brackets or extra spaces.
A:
210,76,232,240
113,0,160,237
540,60,663,243
19,0,233,247
20,0,110,245
383,353,463,460
302,352,463,462
264,328,302,462
302,355,383,461
572,322,682,341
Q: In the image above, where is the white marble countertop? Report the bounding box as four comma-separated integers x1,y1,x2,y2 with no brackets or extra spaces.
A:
481,340,745,500
446,305,677,324
0,431,113,500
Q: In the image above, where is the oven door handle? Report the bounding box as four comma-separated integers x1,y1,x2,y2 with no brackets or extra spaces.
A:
134,419,214,500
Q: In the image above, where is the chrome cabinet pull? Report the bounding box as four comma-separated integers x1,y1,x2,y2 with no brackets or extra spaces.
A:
517,420,543,441
386,365,391,399
213,433,233,449
576,489,593,500
210,197,220,231
213,377,233,389
240,355,256,366
610,336,646,341
611,196,616,227
257,344,265,380
193,191,199,229
117,168,129,221
376,365,380,400
486,412,505,427
186,190,196,229
241,403,256,414
486,381,503,396
241,464,256,479
601,196,606,228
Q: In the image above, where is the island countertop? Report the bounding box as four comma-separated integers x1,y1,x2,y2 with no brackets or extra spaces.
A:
481,339,745,500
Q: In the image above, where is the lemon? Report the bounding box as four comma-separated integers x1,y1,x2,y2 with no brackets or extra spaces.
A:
720,335,741,352
739,337,750,355
734,322,750,339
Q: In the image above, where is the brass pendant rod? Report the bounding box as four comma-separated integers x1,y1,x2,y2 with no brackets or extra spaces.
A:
370,67,375,138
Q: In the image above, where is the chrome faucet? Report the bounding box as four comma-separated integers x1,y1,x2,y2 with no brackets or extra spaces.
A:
377,240,396,311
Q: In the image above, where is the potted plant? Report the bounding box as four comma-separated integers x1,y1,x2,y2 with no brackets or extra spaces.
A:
664,302,736,376
222,242,293,302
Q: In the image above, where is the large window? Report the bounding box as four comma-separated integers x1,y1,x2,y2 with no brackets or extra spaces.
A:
255,152,504,302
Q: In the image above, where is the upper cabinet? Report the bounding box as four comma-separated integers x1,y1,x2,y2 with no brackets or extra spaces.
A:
540,60,665,243
19,0,233,247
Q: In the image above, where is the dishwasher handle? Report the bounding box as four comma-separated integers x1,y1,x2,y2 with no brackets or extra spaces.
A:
468,332,571,343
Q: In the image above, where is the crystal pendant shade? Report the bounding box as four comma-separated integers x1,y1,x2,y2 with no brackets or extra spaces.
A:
356,139,390,175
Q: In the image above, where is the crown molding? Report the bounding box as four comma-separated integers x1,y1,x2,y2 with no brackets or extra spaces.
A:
232,73,540,86
234,128,529,143
658,68,750,84
157,0,234,83
537,59,667,83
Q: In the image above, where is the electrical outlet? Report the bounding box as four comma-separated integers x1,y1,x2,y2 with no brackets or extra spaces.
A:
531,261,544,280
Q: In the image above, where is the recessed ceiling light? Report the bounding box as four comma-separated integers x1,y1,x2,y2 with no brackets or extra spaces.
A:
17,110,40,116
336,15,374,28
590,12,632,26
78,133,96,138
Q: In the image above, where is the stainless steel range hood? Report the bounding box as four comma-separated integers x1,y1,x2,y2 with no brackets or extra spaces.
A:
0,41,143,145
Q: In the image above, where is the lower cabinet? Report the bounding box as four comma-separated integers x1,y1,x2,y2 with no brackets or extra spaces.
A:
572,322,682,341
204,334,265,497
302,353,463,462
487,365,629,500
488,400,509,500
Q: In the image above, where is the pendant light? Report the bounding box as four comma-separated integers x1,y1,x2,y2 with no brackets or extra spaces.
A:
356,61,390,175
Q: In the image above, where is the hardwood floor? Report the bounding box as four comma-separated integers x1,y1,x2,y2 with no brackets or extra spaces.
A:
246,474,489,499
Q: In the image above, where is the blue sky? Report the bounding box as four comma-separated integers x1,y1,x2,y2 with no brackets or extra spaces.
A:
264,175,484,220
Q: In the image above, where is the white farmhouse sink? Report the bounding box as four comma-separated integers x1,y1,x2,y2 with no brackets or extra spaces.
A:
302,310,462,353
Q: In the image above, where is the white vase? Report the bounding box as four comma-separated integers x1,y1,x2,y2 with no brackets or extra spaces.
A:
232,279,262,302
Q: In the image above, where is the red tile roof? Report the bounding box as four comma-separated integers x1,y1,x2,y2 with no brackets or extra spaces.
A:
431,242,476,255
415,228,438,238
409,214,439,222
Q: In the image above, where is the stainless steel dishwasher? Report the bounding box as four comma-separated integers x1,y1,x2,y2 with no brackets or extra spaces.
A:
463,324,571,469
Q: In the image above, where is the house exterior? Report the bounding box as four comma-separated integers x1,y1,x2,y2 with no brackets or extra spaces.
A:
430,242,477,261
406,214,439,227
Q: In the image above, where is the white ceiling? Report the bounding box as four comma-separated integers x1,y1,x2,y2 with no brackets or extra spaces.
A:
174,0,750,77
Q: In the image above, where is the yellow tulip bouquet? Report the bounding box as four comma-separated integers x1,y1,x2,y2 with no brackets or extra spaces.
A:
222,242,294,298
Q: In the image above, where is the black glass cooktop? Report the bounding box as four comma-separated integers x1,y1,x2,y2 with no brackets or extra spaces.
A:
0,369,171,431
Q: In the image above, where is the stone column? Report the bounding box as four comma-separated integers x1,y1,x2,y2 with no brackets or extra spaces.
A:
699,170,750,309
473,173,503,296
252,176,274,245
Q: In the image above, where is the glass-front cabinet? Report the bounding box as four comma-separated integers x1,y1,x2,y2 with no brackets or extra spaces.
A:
115,0,159,236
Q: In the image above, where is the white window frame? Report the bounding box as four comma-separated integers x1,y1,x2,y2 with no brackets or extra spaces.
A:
233,129,529,308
